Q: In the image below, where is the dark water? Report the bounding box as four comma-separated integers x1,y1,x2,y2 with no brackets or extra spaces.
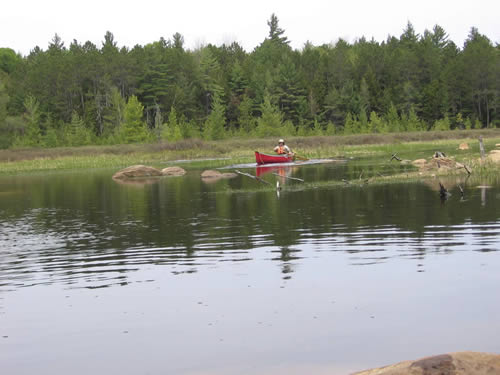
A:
1,162,499,375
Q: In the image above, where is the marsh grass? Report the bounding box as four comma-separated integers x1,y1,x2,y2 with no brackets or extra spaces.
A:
1,130,500,175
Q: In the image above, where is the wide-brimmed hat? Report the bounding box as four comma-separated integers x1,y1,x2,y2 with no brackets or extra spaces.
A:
278,139,285,143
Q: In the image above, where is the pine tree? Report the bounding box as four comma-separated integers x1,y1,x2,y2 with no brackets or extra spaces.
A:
104,87,126,134
433,116,450,131
256,92,283,137
23,95,42,146
406,107,422,132
464,117,472,130
65,111,92,146
369,111,386,133
358,110,369,133
199,48,225,108
121,96,148,143
267,13,289,45
325,121,336,135
343,113,356,134
312,118,323,135
204,94,226,140
162,107,183,141
455,112,464,130
43,126,59,148
385,103,401,132
237,95,256,134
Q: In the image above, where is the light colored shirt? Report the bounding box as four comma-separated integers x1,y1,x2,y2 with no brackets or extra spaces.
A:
274,145,291,154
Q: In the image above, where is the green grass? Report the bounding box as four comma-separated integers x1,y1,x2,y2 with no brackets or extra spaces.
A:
1,129,500,176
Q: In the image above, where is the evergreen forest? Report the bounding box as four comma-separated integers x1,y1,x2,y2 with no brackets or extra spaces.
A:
0,14,499,149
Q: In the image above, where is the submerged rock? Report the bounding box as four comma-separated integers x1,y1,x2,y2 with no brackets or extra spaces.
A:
201,170,222,178
201,170,237,183
221,172,238,179
353,351,500,375
112,165,163,179
161,166,186,176
113,178,160,187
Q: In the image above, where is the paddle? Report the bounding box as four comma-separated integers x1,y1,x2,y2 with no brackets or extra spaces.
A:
293,154,309,161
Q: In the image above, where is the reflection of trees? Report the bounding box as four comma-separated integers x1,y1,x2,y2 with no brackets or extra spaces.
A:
1,168,500,288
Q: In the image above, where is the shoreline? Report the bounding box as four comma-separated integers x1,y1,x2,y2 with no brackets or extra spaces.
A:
1,130,500,177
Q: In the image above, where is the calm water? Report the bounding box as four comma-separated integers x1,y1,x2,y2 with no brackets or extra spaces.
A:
1,161,499,375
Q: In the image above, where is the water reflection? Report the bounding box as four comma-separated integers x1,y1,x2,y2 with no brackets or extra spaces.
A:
1,165,500,375
0,166,499,291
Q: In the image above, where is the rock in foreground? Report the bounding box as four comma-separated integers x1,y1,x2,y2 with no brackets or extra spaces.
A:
112,165,163,179
161,166,186,176
353,351,500,375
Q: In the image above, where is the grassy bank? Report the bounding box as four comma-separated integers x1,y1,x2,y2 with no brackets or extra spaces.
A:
1,129,500,175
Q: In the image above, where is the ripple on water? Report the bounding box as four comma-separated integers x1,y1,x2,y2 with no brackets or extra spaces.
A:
1,207,500,291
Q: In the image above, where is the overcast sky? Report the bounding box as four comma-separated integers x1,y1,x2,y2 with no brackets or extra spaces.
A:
1,0,499,55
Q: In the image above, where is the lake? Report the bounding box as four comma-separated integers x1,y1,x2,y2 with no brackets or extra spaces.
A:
1,160,499,375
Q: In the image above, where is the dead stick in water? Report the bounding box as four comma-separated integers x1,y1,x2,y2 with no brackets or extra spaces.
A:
463,164,472,175
235,170,272,185
390,153,402,162
271,173,304,182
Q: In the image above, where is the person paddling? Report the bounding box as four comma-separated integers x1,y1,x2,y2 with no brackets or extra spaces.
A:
274,139,294,156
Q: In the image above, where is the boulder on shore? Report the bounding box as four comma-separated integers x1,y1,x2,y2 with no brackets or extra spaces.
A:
112,165,163,179
487,150,500,163
419,157,463,173
161,166,186,176
412,159,427,167
353,351,500,375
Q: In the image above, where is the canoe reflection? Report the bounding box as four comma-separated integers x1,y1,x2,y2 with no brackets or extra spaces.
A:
256,165,292,179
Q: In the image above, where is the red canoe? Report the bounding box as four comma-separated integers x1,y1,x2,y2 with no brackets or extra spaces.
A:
255,151,294,165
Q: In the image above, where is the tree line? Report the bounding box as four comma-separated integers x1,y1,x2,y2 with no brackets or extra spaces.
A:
0,14,499,149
